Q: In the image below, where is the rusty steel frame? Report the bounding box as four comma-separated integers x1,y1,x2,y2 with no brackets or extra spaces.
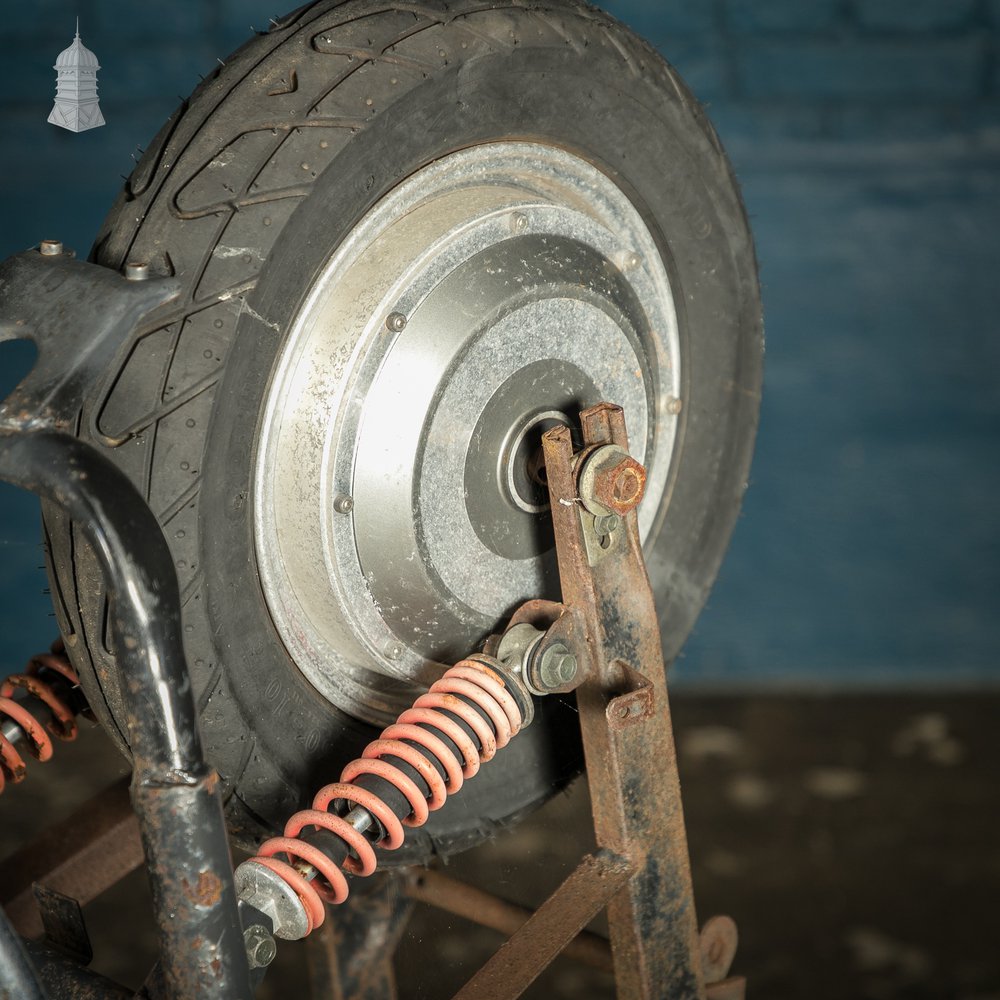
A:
404,869,614,974
538,403,708,998
408,402,744,1000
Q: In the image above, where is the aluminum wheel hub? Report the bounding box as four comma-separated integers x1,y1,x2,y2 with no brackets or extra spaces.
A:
254,143,681,725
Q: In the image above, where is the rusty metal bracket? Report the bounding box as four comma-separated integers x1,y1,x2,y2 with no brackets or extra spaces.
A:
537,402,711,998
432,401,741,1000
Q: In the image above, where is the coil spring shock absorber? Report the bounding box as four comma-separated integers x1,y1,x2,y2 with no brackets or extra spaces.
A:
235,653,536,940
0,642,80,795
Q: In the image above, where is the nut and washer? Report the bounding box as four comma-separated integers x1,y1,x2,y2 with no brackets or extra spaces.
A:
244,923,278,970
577,444,647,517
38,240,63,256
234,859,310,940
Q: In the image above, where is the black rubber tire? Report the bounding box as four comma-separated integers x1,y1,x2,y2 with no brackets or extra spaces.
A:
43,0,762,859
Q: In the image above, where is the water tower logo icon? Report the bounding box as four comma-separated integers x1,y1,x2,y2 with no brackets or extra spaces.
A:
48,19,105,133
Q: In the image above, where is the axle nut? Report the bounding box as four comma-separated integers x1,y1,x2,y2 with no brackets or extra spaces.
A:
577,444,647,517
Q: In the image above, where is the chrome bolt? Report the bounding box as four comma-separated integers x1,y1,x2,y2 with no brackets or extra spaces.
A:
244,924,277,970
124,261,150,281
510,211,529,234
333,494,354,514
39,240,63,256
536,643,579,691
386,311,407,332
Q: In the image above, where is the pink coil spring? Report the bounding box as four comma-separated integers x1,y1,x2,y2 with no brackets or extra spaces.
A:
249,657,523,934
0,642,79,796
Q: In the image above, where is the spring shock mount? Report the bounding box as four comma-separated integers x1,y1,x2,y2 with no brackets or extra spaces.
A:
238,653,535,936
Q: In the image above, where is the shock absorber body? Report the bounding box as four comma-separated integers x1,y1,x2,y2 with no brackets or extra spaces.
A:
236,653,536,940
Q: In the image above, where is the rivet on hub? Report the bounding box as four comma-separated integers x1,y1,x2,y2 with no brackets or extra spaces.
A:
386,311,407,332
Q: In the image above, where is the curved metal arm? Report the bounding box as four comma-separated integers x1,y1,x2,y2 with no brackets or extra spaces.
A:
0,429,251,1000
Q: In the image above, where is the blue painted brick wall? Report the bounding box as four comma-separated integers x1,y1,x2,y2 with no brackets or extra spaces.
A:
1,1,998,687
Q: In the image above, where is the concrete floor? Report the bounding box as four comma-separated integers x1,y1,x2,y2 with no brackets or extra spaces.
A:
1,693,997,999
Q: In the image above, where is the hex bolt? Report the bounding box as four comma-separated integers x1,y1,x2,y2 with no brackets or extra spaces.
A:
577,444,647,518
592,455,646,517
124,261,151,281
536,643,579,691
333,494,354,514
38,240,63,256
244,924,278,970
386,311,407,332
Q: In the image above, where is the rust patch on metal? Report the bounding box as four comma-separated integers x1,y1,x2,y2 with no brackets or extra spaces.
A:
183,870,224,908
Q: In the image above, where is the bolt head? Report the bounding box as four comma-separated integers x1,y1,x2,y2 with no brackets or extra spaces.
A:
244,924,277,969
386,311,407,332
593,513,621,537
39,240,63,256
333,494,354,514
536,643,579,691
667,396,683,415
592,455,646,516
511,211,530,234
